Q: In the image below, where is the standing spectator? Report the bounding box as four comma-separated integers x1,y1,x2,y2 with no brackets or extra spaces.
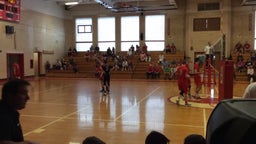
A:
13,62,21,79
45,61,51,72
112,47,115,56
0,79,38,144
95,45,100,54
90,45,95,53
130,44,135,54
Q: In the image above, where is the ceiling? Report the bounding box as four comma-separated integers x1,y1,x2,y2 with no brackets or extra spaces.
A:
48,0,178,12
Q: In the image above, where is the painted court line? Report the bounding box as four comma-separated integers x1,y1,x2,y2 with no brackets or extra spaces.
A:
23,106,90,136
114,86,161,121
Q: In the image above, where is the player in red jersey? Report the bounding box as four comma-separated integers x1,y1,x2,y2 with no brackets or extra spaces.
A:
176,61,191,106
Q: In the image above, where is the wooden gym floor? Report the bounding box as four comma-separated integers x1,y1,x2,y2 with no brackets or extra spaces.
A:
0,77,249,144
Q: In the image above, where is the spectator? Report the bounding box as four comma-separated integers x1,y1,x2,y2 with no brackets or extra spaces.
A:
45,61,51,72
184,134,206,144
165,44,171,53
0,79,38,144
171,43,176,54
145,131,170,144
158,53,165,64
82,136,105,144
146,63,154,79
247,64,254,83
153,63,162,79
243,82,256,98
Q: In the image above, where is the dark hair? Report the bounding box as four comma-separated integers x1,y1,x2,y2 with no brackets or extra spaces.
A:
1,79,30,100
184,134,206,144
145,131,170,144
82,136,105,144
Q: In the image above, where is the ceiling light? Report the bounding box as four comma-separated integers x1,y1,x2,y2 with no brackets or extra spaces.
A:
65,2,79,5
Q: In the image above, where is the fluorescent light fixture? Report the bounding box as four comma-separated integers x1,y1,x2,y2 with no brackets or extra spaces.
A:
65,2,79,5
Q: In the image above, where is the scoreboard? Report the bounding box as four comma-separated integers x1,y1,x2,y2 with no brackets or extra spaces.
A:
0,0,20,22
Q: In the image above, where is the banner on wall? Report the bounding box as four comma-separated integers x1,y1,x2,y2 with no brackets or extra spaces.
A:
0,0,20,23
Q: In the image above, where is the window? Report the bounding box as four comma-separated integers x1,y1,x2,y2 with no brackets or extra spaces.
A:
145,15,165,51
98,17,115,51
75,18,93,51
121,16,140,51
254,11,256,49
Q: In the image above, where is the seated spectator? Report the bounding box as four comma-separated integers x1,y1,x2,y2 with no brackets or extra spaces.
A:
68,47,72,57
82,136,105,144
153,63,162,79
165,44,171,53
122,59,128,71
147,53,152,62
234,41,242,53
145,131,170,144
237,52,244,62
72,47,78,55
184,134,206,144
243,41,251,53
171,43,176,54
140,52,147,62
95,45,100,53
163,64,171,80
84,50,90,62
237,59,245,72
170,64,177,80
158,53,165,64
247,64,254,83
146,63,154,79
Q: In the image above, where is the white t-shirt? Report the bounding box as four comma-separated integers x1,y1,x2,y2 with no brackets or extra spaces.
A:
243,82,256,98
204,45,213,55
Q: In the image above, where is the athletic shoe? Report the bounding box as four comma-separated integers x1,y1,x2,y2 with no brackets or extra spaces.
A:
176,100,180,106
185,103,191,107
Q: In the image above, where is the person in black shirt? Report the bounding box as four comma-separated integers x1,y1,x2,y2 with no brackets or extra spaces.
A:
0,79,38,144
95,57,115,95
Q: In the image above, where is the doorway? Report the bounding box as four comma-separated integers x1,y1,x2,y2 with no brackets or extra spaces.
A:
33,52,42,77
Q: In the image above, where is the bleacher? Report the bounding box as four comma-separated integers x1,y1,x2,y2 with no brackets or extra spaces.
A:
231,52,251,81
45,51,185,79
